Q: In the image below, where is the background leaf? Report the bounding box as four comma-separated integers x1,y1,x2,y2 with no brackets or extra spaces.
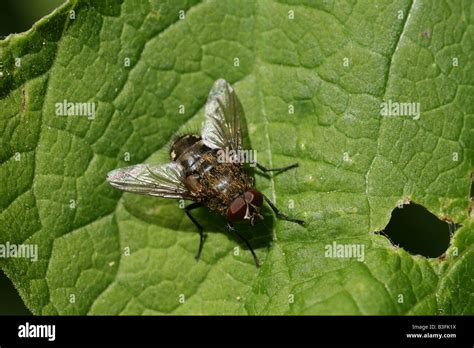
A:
0,0,473,315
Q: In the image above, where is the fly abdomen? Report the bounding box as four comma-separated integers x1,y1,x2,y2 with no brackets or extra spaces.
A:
170,134,201,161
171,134,214,174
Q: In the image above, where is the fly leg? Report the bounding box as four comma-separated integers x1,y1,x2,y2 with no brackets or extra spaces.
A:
184,202,205,260
263,194,305,225
227,222,260,268
254,162,298,174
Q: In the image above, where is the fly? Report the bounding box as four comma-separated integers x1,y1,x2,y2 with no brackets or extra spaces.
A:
107,79,304,267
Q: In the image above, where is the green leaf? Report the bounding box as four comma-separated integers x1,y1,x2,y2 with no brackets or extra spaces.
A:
1,0,473,315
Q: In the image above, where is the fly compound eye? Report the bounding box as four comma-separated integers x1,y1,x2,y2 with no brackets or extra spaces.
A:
243,189,263,207
226,197,247,221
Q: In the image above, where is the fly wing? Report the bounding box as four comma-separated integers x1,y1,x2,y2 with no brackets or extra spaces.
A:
201,79,243,151
106,162,192,199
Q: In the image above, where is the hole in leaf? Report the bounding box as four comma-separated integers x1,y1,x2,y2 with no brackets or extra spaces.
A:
378,202,458,258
